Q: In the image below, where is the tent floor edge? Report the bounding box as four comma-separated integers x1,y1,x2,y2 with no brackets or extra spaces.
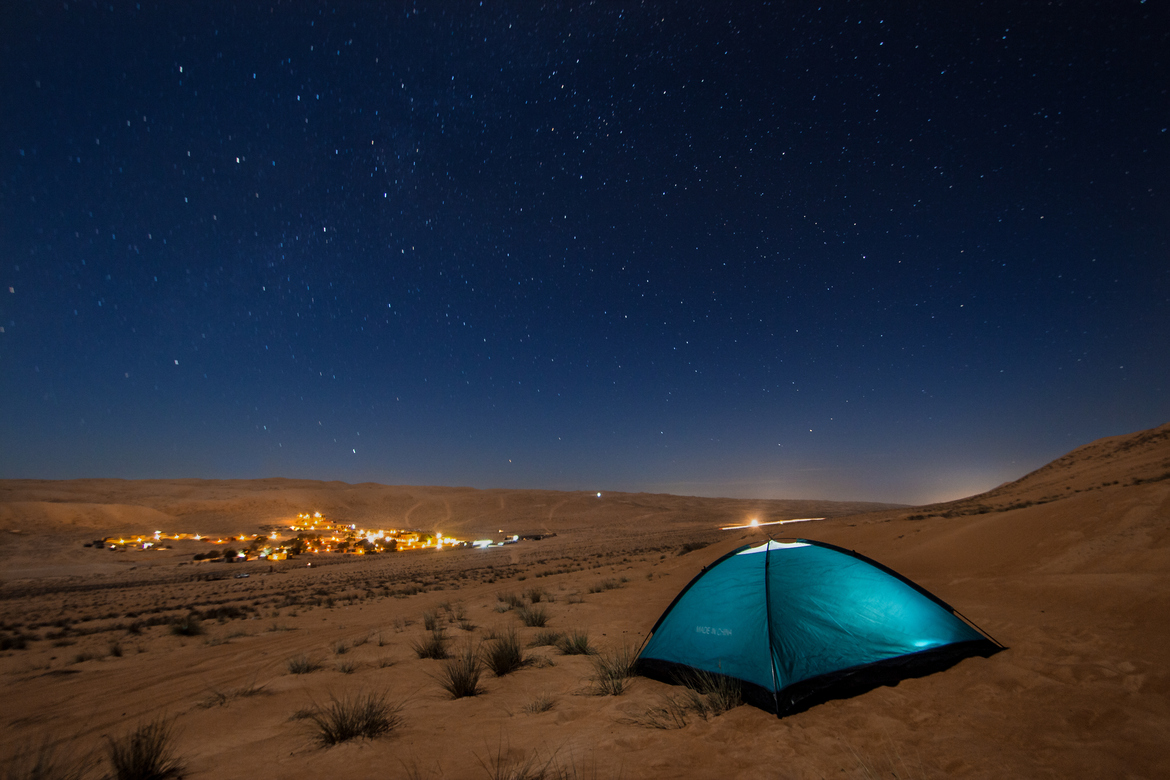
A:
775,638,1005,717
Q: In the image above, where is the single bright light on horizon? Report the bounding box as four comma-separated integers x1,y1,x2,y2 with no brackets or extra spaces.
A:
749,518,759,527
597,492,602,498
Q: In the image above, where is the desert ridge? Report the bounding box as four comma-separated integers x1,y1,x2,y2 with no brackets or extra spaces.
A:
1,422,1168,778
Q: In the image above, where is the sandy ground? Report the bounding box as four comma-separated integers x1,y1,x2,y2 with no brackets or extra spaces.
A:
1,423,1168,779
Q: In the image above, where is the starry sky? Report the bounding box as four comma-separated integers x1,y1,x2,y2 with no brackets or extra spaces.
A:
2,2,1168,504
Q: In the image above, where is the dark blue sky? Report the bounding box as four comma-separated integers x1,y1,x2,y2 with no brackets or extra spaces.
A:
2,2,1167,504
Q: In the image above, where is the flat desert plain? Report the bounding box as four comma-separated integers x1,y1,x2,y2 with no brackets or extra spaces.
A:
2,423,1168,779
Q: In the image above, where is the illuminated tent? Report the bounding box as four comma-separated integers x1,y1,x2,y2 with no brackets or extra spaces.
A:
635,539,1002,716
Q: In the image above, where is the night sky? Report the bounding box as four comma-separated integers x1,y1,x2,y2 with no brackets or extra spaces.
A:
2,2,1168,504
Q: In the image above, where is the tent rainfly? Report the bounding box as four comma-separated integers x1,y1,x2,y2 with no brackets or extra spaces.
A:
635,539,1003,716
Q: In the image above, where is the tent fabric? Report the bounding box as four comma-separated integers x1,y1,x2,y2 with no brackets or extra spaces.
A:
636,538,1001,715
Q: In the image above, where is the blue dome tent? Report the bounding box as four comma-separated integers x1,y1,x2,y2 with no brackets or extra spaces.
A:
636,539,1003,716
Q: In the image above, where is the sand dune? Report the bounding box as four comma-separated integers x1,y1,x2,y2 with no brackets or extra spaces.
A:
2,423,1168,778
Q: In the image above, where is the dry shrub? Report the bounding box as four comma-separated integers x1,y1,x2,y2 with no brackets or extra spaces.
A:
436,643,484,698
306,691,403,746
5,737,90,780
529,629,564,647
104,717,185,780
516,604,549,628
590,643,636,695
287,653,322,674
523,691,557,714
483,629,527,676
411,627,449,660
555,630,594,655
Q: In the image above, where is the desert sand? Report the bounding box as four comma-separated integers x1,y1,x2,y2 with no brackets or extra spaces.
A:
2,422,1168,779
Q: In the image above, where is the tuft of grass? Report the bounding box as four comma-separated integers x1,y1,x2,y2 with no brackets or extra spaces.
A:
482,629,527,677
335,659,357,674
108,641,124,658
287,653,322,674
523,692,557,714
529,629,564,647
436,643,484,698
587,579,622,594
104,717,185,780
306,691,403,746
476,742,553,780
523,586,547,603
555,630,595,655
169,615,204,636
410,627,449,660
422,610,439,631
331,639,349,655
590,643,637,695
496,591,523,609
458,618,477,632
515,604,549,628
676,669,742,716
4,737,90,780
633,694,692,730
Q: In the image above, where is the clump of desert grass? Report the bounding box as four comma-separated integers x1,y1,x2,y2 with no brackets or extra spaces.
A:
523,691,558,714
411,627,449,660
590,643,637,695
435,643,484,698
199,677,268,708
515,604,549,628
529,629,564,647
476,742,603,780
168,615,204,636
287,653,323,674
555,629,595,655
303,691,403,746
4,737,91,780
104,717,185,780
496,591,524,609
523,586,549,603
629,669,743,729
482,629,527,676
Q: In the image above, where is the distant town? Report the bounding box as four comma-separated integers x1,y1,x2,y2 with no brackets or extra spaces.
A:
88,511,507,562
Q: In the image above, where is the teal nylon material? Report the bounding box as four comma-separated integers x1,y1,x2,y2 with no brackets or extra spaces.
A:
639,541,984,693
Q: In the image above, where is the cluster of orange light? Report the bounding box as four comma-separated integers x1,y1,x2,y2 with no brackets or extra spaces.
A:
103,512,465,557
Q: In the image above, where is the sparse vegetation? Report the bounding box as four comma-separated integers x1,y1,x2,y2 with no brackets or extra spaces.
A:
483,629,527,676
287,653,322,674
169,615,204,636
305,691,403,746
529,629,565,647
104,717,185,780
516,604,549,628
496,591,523,609
411,627,449,660
591,643,637,695
3,737,90,780
523,692,558,714
555,630,595,655
436,643,484,698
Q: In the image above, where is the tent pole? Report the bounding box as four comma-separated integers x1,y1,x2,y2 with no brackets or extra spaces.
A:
763,537,781,717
